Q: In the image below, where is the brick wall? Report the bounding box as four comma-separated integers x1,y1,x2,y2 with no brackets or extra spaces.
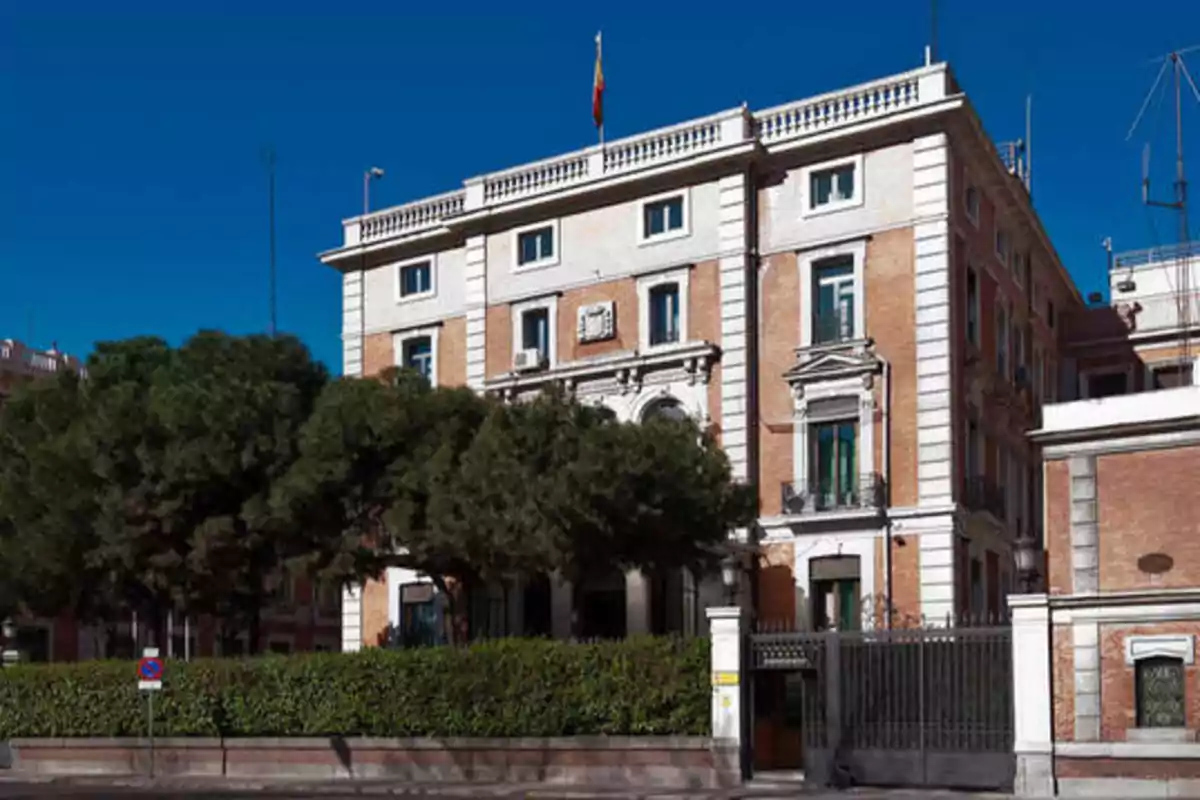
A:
756,252,798,516
1045,459,1071,595
864,227,917,508
362,332,393,378
691,261,723,439
439,316,468,387
485,304,512,380
1053,623,1075,741
360,577,390,649
557,277,638,362
1095,445,1200,591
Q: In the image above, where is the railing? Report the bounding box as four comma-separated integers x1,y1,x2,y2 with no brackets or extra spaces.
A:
483,152,591,204
754,69,927,144
341,64,953,248
358,190,465,243
1114,241,1200,270
603,111,731,173
0,340,82,377
964,476,1006,521
812,311,855,346
781,473,885,515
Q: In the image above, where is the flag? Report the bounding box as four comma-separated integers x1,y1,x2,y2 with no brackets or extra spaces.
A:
592,31,604,129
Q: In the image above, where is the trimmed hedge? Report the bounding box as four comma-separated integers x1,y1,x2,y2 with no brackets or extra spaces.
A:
0,636,709,738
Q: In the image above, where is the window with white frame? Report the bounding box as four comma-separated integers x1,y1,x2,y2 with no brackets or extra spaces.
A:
510,296,558,369
995,303,1009,378
965,183,980,225
995,228,1010,268
514,221,558,270
521,307,551,364
639,192,688,243
394,326,439,386
966,267,980,347
637,268,689,351
396,259,434,301
803,155,864,216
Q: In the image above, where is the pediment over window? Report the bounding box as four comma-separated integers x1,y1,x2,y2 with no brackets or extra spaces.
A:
783,340,882,389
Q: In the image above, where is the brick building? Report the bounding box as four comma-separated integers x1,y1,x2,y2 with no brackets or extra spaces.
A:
1,338,343,662
319,57,1087,652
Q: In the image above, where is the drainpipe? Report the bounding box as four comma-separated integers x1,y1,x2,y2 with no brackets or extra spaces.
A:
880,355,894,628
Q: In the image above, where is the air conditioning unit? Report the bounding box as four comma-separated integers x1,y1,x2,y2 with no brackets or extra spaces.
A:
513,348,545,372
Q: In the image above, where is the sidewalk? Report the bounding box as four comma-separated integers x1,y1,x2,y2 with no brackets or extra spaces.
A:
0,774,1020,799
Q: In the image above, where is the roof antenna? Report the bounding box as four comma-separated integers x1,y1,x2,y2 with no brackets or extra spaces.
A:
926,0,938,65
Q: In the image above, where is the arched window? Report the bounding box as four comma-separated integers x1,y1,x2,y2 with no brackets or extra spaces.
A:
641,398,688,423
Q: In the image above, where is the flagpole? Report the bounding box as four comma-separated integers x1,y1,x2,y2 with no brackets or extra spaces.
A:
596,31,605,151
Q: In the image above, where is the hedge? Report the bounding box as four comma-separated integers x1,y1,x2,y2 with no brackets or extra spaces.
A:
0,636,709,738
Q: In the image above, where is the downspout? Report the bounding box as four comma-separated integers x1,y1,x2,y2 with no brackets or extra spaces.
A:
880,355,893,628
746,157,761,621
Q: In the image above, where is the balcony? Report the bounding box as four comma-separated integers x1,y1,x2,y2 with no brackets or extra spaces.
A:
781,473,885,516
964,476,1006,521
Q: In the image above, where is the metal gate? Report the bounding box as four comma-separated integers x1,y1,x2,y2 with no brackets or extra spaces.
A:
750,622,1014,791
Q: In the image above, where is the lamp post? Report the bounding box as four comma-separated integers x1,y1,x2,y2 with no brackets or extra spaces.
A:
720,553,739,606
1013,527,1040,594
1,618,18,668
363,166,385,216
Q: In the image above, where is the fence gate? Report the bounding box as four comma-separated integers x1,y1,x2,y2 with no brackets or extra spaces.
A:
749,623,1014,791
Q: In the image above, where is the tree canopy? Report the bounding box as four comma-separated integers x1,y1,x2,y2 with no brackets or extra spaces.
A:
1,333,756,654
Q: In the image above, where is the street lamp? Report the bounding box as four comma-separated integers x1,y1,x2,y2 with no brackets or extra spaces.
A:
363,166,385,216
1,618,18,668
1013,527,1040,594
720,553,739,606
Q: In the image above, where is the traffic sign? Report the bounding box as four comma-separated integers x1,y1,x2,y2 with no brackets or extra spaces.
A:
138,649,164,691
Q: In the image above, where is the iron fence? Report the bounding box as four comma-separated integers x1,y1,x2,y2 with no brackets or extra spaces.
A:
780,473,885,515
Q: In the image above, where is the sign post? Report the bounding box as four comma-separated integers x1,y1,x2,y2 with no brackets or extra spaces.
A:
137,648,163,778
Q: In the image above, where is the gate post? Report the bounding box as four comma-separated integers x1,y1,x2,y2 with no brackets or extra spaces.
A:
1010,593,1054,798
707,607,748,777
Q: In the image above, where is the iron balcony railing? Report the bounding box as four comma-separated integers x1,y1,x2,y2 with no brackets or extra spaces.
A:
811,311,855,346
781,473,885,515
964,476,1006,521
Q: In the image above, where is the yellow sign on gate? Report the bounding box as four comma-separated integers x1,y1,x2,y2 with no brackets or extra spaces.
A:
711,671,739,686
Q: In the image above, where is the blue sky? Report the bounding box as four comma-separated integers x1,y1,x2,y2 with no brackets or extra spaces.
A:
2,1,1197,372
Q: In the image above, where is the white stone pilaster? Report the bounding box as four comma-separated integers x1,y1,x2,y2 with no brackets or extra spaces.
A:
707,606,747,744
342,271,364,378
912,133,956,621
625,570,651,636
465,234,488,392
1073,619,1101,741
1010,594,1054,798
717,172,749,485
340,583,362,653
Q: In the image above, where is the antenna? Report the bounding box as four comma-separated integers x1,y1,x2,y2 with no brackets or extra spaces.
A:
1127,48,1200,369
264,146,278,338
1025,94,1033,197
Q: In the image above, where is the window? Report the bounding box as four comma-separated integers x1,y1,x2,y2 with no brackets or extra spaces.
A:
811,163,855,209
1047,300,1056,329
966,415,982,478
1044,358,1057,402
648,283,681,346
640,193,687,242
399,582,440,648
966,268,980,346
996,304,1009,378
1086,371,1128,399
965,184,980,224
1012,322,1026,386
813,257,856,344
514,222,558,270
401,336,433,380
398,261,432,299
970,558,984,616
642,397,689,424
511,297,558,369
1136,657,1186,728
810,419,858,510
995,229,1010,268
521,307,551,363
1033,347,1044,399
1012,251,1026,287
1152,361,1195,389
810,556,861,632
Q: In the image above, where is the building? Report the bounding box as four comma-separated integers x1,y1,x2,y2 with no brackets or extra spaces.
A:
1006,243,1200,797
0,339,85,401
0,339,343,662
320,56,1088,651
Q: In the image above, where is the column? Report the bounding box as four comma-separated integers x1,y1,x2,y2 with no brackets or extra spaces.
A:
1010,594,1054,798
340,584,363,653
717,172,750,492
551,576,573,640
625,570,651,636
464,234,487,392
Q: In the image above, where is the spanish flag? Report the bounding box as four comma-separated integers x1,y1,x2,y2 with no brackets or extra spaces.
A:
592,31,604,130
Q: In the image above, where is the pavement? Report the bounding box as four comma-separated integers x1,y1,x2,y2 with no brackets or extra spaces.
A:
0,776,1020,799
